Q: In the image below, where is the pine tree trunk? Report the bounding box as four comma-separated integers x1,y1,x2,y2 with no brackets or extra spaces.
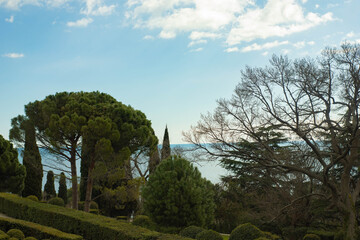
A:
70,157,78,210
84,161,95,213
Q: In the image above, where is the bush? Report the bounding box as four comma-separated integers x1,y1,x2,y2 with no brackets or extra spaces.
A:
0,193,191,240
303,234,321,240
262,232,280,240
229,223,264,240
334,231,344,240
195,230,222,240
26,196,39,202
143,156,215,228
0,216,82,240
307,230,335,240
7,229,25,240
24,237,37,240
132,215,156,230
180,226,205,239
0,230,9,240
47,197,64,207
90,201,98,210
282,227,308,240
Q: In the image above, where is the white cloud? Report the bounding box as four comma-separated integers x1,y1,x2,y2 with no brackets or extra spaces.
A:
159,30,176,39
126,0,333,48
241,40,289,52
346,31,355,38
190,47,203,52
227,0,334,45
67,17,93,27
225,47,239,53
188,39,207,47
282,49,290,54
315,4,319,9
189,31,221,40
262,51,269,56
307,41,315,45
0,0,41,10
81,0,116,16
293,41,305,48
46,0,68,7
2,53,24,58
5,15,14,23
144,35,154,40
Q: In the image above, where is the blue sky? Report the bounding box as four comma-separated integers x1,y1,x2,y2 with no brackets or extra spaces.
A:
0,0,359,144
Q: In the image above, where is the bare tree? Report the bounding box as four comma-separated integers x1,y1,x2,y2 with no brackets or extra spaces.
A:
184,43,360,239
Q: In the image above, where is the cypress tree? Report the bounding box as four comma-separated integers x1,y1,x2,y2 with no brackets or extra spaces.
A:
161,126,171,160
148,146,160,175
0,134,26,194
22,120,43,199
44,171,56,200
58,172,67,204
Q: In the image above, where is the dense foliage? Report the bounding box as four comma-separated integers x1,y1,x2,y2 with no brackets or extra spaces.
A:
143,156,215,228
10,117,43,200
229,223,264,240
179,226,205,239
44,171,56,200
0,193,191,240
195,230,222,240
0,134,26,194
58,172,67,204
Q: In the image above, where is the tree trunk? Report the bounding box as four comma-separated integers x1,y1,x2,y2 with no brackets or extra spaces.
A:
344,196,357,240
70,157,78,210
84,160,95,213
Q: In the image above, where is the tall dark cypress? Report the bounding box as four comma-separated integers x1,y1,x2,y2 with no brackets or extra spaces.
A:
149,147,160,174
161,126,171,160
22,120,43,199
44,171,56,200
58,172,67,204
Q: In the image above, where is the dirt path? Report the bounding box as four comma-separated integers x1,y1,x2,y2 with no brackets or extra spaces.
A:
0,213,11,219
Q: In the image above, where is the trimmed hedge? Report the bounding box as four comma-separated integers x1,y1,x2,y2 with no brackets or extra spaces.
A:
0,217,82,240
303,234,321,240
195,230,222,240
133,215,156,231
179,226,205,239
6,229,25,239
0,193,191,240
47,198,64,207
229,223,264,240
0,230,8,240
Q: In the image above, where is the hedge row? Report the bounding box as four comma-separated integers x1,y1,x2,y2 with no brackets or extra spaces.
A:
0,193,191,240
0,217,83,240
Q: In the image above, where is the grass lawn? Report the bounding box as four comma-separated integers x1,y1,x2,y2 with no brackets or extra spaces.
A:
221,234,229,240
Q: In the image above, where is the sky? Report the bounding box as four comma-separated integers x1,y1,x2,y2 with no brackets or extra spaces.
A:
0,0,359,144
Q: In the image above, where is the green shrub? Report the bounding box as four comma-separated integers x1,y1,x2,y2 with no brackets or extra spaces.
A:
26,196,38,202
116,216,128,221
254,238,269,240
303,234,321,240
196,230,222,240
0,193,191,240
89,209,99,215
47,197,64,207
132,215,156,230
8,238,18,240
7,229,24,240
282,227,308,240
0,230,9,240
24,237,37,240
180,226,205,239
307,230,335,240
156,226,182,234
229,223,264,240
143,156,215,228
0,217,82,240
90,201,98,210
262,232,280,240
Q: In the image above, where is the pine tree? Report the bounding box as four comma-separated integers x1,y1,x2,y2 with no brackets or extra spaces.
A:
161,126,171,160
44,171,56,200
22,120,43,200
58,172,67,204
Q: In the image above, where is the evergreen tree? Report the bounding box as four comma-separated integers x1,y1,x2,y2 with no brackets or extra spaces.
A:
160,126,170,160
148,147,160,175
44,171,56,200
58,172,67,204
0,134,26,194
22,120,43,199
143,156,215,228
